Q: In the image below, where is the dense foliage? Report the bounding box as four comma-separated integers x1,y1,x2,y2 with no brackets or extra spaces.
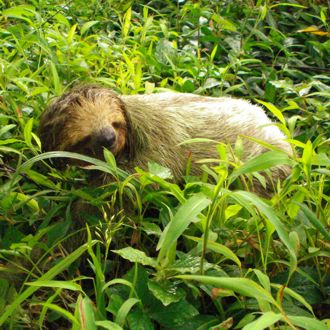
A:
0,0,329,329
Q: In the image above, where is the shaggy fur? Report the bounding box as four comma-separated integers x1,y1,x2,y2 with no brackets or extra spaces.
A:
39,85,291,190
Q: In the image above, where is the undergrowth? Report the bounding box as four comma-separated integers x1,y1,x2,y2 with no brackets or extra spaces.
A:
0,0,329,329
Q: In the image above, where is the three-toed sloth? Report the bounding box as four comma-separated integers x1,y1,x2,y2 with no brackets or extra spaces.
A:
39,85,291,193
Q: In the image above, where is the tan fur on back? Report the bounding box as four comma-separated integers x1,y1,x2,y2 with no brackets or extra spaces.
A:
39,85,291,190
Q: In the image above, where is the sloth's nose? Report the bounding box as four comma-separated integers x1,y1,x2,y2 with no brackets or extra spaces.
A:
95,127,116,148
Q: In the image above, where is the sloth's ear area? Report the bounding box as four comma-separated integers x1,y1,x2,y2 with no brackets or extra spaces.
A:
119,100,135,162
117,97,149,162
38,121,60,153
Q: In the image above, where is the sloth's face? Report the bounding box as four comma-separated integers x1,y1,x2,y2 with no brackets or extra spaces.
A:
39,87,130,167
65,110,127,160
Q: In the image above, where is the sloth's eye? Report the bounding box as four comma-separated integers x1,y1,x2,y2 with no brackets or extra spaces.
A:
69,136,92,152
112,122,123,129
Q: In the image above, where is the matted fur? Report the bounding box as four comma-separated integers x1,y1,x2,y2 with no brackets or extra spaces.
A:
39,85,292,189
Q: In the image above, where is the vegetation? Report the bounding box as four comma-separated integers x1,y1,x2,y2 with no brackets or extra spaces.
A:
0,0,329,329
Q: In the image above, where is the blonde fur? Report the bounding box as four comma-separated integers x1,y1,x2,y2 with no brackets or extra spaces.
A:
39,85,291,190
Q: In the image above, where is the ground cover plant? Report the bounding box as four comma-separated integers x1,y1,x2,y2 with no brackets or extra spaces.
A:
0,0,329,329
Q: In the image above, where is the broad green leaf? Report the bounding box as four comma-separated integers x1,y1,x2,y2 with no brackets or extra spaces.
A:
78,296,97,330
112,247,158,268
288,315,328,330
256,99,285,125
127,309,154,330
232,151,290,177
23,118,33,147
177,275,278,307
271,284,314,314
253,269,271,292
157,194,211,261
122,7,132,37
225,204,242,220
0,124,16,138
243,312,282,330
185,235,241,267
148,280,185,306
81,20,99,35
68,23,77,43
148,161,173,179
115,298,140,327
2,5,35,23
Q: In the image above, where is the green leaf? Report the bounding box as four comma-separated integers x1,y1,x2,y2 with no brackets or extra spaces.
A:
122,7,132,37
81,20,99,35
255,99,285,125
112,247,158,268
296,203,330,241
232,151,291,177
26,280,82,292
242,312,282,330
148,280,185,306
3,192,39,213
230,191,297,275
25,169,57,189
115,298,140,327
253,269,271,292
17,151,128,179
77,296,97,330
148,161,173,179
225,204,242,220
157,194,211,261
0,124,16,138
2,5,35,23
185,235,241,268
95,321,123,330
103,279,135,293
49,62,62,95
288,315,329,330
271,284,314,314
177,275,278,308
127,310,154,330
149,300,198,328
23,118,33,147
36,302,79,327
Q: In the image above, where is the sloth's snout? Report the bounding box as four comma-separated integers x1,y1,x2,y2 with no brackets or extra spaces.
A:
94,127,116,148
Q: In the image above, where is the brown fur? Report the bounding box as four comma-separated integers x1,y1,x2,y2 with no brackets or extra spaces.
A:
39,85,292,191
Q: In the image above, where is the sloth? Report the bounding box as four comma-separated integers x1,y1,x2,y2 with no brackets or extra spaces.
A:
39,85,291,192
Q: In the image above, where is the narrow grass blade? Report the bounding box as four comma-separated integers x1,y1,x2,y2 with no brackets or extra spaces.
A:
296,202,330,241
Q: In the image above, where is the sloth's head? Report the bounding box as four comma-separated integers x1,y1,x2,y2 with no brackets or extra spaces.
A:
39,85,131,164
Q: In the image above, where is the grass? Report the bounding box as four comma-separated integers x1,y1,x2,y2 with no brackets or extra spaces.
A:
0,0,329,329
